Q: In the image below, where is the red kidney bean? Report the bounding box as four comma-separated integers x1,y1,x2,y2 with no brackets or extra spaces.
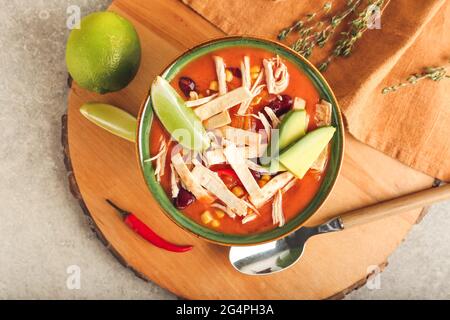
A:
178,77,196,97
174,187,195,209
265,94,293,117
227,67,242,78
251,170,262,180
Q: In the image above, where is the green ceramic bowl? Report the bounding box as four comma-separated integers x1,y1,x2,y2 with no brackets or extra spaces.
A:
137,36,344,246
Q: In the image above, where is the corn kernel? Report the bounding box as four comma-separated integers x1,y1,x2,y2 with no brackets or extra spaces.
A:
251,72,259,80
215,209,225,219
251,96,262,106
250,65,261,73
261,174,271,182
201,210,214,225
209,80,218,91
232,186,245,198
225,69,233,82
258,180,267,187
211,220,221,228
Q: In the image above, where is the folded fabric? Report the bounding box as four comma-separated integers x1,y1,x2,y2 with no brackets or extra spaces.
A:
182,0,450,180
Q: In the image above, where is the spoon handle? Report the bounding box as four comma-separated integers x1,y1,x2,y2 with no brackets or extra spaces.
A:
339,184,450,229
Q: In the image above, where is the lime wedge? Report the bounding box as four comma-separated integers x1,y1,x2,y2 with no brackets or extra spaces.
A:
80,103,137,142
151,76,210,151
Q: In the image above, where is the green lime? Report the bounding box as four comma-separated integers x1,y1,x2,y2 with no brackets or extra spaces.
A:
151,76,210,151
80,103,137,142
66,11,141,94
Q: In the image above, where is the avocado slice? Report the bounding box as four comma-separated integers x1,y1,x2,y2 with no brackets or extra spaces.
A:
279,110,308,150
268,110,308,172
279,126,336,179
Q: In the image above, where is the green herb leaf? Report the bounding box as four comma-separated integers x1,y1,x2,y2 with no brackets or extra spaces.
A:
277,0,387,71
382,63,450,94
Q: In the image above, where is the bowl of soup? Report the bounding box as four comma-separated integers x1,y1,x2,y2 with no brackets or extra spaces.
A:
137,36,344,246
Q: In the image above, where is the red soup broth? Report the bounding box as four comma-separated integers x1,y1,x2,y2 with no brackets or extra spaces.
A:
150,46,328,235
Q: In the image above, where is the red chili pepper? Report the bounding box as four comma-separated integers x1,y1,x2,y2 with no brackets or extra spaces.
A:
214,168,242,188
106,200,193,253
216,168,241,183
216,168,238,179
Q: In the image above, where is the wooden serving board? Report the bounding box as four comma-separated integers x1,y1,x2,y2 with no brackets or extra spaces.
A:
65,0,435,299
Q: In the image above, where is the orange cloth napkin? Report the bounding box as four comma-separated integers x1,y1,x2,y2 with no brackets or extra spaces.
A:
182,0,450,180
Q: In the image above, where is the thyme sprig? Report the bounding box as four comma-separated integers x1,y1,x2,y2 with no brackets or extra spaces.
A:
382,64,450,94
277,0,387,71
277,2,334,42
279,2,354,59
319,0,385,71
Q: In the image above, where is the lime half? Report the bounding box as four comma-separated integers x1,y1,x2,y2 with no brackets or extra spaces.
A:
66,11,141,94
151,76,210,151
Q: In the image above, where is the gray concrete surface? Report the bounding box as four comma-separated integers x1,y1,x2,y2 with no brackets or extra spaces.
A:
0,0,448,300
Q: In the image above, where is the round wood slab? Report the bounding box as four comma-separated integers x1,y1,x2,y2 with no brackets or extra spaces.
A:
64,0,434,299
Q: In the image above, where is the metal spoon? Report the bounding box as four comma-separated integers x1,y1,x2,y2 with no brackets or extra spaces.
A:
230,183,450,275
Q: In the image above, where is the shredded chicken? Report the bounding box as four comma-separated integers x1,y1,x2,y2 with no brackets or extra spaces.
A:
179,147,197,168
252,70,265,89
159,139,170,178
191,160,248,216
181,146,190,158
250,171,295,208
264,107,281,128
211,203,236,219
242,197,260,215
246,159,271,174
144,138,168,182
170,164,180,199
263,55,289,95
144,139,165,163
223,143,264,201
185,93,219,107
198,151,209,167
171,153,215,203
252,84,265,97
272,190,285,227
207,131,222,149
237,69,265,116
242,214,258,224
214,56,227,96
241,112,272,151
257,111,272,142
194,87,252,121
282,178,297,193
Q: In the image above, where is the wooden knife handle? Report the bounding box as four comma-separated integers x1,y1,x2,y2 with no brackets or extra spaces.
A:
340,184,450,229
